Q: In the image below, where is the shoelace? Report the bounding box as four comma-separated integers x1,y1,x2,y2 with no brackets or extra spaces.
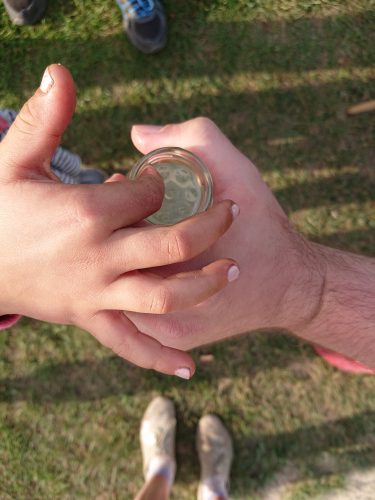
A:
120,0,155,18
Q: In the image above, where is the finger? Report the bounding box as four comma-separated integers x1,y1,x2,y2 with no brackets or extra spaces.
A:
108,199,238,271
100,259,240,313
0,64,76,181
78,167,164,230
82,310,195,378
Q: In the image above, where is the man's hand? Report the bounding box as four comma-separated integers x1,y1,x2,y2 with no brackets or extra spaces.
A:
0,68,240,378
128,118,324,346
128,118,375,367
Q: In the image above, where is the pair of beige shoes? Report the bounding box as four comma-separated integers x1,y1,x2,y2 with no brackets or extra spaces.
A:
140,396,233,499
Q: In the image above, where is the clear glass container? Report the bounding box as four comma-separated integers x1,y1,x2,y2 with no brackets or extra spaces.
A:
128,147,213,225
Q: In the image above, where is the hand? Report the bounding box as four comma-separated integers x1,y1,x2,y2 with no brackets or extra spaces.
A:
0,68,240,377
127,118,325,350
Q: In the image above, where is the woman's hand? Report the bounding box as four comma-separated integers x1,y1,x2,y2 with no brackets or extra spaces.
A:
0,66,240,378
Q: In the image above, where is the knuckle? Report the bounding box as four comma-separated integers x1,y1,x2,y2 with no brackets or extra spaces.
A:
149,285,173,314
163,317,194,346
70,190,100,228
193,117,219,137
144,176,164,210
111,337,130,358
218,202,233,234
14,101,40,136
159,123,177,135
166,229,192,263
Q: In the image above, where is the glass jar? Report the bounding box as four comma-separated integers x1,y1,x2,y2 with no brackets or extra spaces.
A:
128,147,213,225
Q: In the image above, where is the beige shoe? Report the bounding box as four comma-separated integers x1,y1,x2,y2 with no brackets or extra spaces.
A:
140,396,176,482
197,414,233,500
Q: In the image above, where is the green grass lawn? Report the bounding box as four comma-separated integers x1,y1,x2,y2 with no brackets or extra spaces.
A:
1,0,375,498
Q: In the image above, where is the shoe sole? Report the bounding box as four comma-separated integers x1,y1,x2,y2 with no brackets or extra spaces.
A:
123,19,167,54
3,0,47,25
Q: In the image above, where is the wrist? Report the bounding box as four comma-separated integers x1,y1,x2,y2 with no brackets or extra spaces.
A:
293,244,375,366
265,230,327,335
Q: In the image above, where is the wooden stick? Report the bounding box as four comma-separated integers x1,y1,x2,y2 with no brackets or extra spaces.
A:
347,100,375,115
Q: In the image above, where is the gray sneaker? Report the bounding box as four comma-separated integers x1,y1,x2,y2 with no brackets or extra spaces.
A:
140,396,176,481
78,166,108,184
116,0,167,54
3,0,47,25
197,414,233,500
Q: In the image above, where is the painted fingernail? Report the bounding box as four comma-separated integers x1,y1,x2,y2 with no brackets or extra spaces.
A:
175,367,191,380
231,203,240,219
40,66,54,93
227,265,240,282
133,125,164,135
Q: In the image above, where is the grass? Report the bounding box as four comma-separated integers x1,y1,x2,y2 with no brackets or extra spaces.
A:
1,0,375,498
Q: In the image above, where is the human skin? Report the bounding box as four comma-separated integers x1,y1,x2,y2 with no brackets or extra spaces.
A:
0,66,242,378
128,118,375,367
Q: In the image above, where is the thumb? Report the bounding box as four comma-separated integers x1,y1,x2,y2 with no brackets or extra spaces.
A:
131,118,234,159
131,118,267,199
0,64,76,181
130,117,251,186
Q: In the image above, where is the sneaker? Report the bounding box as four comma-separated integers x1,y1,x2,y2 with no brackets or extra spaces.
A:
197,414,233,500
3,0,47,25
140,396,176,483
78,166,108,184
116,0,167,54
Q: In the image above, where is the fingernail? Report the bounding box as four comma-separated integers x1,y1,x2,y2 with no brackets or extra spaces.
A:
175,367,191,380
133,125,164,135
231,203,240,219
106,173,125,183
227,265,240,282
40,67,54,93
140,166,159,178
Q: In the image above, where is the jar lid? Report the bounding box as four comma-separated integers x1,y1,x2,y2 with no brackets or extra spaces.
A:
129,147,213,225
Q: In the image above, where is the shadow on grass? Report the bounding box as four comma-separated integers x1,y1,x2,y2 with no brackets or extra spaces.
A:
3,328,375,494
275,171,375,211
229,410,375,495
1,11,374,91
0,332,312,404
54,77,375,174
1,10,374,183
313,228,375,256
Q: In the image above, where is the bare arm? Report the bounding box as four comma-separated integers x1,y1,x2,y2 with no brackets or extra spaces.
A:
296,244,375,366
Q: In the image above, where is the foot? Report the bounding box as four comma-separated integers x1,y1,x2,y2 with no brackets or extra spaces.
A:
3,0,47,25
140,396,176,485
116,0,167,54
197,415,233,500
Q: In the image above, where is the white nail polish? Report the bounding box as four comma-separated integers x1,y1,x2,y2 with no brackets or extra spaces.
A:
231,203,240,219
40,67,54,93
175,367,191,380
227,265,240,282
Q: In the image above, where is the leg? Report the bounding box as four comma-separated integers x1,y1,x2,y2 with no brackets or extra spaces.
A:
134,473,170,500
196,415,233,500
134,396,177,500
